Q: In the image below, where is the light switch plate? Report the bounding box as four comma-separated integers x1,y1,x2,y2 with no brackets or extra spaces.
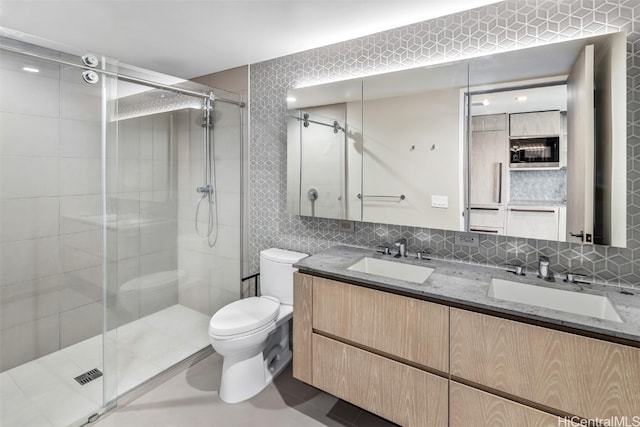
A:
431,195,448,208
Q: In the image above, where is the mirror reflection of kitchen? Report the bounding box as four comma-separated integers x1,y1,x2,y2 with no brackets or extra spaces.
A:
468,33,626,247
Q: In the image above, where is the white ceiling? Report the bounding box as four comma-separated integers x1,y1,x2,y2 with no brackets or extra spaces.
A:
0,0,500,79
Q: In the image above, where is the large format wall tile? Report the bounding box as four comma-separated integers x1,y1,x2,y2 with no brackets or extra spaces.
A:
249,0,640,288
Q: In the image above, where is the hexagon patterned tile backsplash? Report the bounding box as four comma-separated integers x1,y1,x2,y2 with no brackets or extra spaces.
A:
249,0,640,288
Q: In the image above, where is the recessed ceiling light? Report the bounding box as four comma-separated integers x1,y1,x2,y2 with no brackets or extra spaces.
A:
516,96,528,102
286,96,296,103
482,99,490,106
22,66,40,73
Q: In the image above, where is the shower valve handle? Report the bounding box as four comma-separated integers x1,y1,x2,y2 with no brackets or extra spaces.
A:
197,185,214,194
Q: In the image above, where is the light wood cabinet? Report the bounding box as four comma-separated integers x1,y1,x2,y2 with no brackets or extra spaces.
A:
292,272,313,384
470,119,508,206
505,206,560,240
293,272,639,426
510,111,561,137
450,382,558,427
450,308,640,420
312,277,449,373
472,113,508,132
293,273,449,426
313,334,448,427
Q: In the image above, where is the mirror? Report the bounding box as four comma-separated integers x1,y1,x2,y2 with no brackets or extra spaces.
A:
287,31,627,248
287,79,363,221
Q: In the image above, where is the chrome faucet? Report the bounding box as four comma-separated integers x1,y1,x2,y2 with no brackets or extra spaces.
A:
506,264,525,276
394,238,407,258
537,256,553,281
375,244,391,255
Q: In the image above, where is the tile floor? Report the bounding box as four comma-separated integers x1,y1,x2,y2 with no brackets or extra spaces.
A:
0,304,210,427
95,352,397,427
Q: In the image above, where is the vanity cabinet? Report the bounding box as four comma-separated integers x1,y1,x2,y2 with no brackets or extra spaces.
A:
313,334,449,427
293,272,449,427
294,270,640,426
449,382,558,427
450,308,640,420
312,276,449,372
510,111,561,137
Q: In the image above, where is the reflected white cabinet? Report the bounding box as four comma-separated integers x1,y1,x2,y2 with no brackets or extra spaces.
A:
470,114,508,206
470,114,508,234
510,111,561,137
472,114,507,132
505,206,563,240
469,206,505,235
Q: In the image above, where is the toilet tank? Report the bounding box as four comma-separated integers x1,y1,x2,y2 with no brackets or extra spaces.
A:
260,248,308,305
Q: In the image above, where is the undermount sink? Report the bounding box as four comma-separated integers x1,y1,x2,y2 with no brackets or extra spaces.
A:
488,278,622,323
347,257,434,284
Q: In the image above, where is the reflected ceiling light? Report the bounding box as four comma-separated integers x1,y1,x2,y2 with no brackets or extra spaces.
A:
482,99,490,106
22,66,39,73
516,96,528,102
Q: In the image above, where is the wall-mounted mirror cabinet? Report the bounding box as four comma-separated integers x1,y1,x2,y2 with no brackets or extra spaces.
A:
287,32,627,248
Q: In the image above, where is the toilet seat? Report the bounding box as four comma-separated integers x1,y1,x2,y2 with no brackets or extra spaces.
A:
209,297,280,338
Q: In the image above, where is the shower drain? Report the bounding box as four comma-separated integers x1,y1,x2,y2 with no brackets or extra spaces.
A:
74,368,103,386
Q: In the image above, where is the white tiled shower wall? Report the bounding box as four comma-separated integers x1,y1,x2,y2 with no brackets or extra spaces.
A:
0,51,182,371
175,103,243,316
0,51,105,371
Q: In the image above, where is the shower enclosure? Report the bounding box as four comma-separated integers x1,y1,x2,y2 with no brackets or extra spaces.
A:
0,34,244,427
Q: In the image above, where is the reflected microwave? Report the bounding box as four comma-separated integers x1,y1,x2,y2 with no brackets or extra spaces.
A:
509,137,560,168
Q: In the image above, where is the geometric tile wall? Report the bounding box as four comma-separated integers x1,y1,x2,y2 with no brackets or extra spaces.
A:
249,0,640,289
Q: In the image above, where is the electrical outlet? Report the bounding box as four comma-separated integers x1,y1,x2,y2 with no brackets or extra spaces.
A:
339,220,355,233
455,232,479,247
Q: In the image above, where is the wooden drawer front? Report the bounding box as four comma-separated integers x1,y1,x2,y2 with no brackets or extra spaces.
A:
312,334,448,427
292,272,313,384
450,308,640,419
312,277,449,372
450,382,558,427
470,206,505,228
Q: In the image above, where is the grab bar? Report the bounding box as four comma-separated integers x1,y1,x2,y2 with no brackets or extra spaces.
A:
357,194,406,201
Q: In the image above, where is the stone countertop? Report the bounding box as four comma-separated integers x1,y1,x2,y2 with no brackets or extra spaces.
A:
294,245,640,345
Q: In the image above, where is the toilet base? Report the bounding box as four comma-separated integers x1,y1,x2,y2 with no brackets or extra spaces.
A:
218,319,292,404
219,350,267,403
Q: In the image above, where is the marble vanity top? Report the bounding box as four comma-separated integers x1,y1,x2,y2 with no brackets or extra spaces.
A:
294,245,640,345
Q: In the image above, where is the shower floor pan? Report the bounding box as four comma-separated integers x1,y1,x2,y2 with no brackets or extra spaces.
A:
0,304,210,427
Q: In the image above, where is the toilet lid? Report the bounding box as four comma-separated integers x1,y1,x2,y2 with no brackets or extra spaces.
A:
209,297,280,337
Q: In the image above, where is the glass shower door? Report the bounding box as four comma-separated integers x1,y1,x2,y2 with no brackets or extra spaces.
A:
0,38,114,427
102,72,244,401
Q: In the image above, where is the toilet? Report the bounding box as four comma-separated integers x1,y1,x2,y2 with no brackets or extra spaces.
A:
208,248,308,403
